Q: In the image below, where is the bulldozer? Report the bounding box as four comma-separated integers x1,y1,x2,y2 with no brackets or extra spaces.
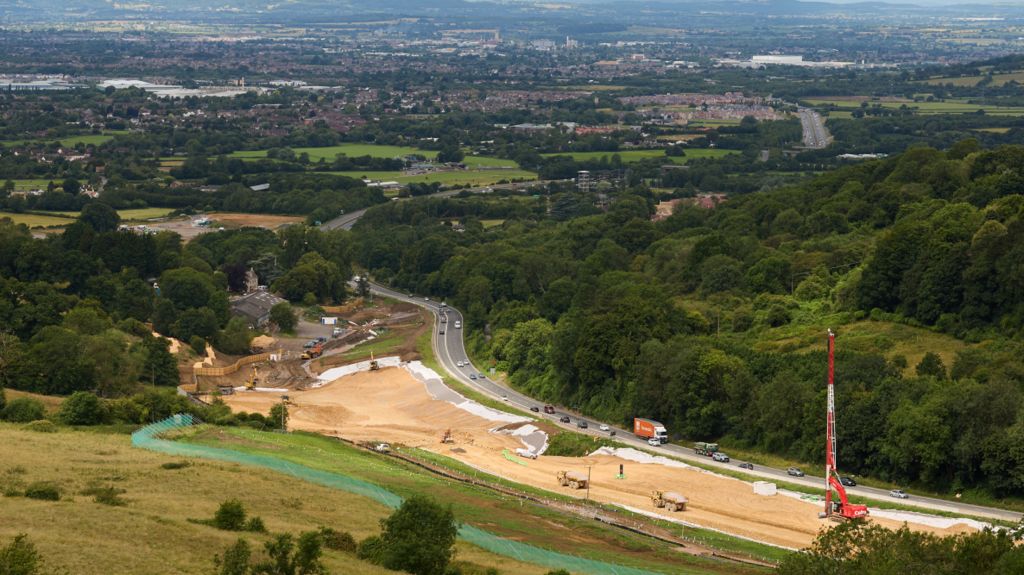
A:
651,490,688,512
245,366,259,391
369,352,379,371
440,429,454,444
556,470,589,490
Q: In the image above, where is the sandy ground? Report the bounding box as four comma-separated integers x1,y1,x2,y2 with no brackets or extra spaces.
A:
147,213,303,240
222,366,977,550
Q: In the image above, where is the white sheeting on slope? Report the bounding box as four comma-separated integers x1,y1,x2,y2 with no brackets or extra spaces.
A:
313,356,402,387
589,446,700,471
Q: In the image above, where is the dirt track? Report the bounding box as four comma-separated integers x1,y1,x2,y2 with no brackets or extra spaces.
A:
222,366,977,550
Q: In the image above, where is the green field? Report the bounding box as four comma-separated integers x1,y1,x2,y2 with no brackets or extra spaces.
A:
327,169,537,187
228,144,517,169
0,208,176,228
541,148,738,163
7,178,55,191
805,98,1024,116
0,131,127,148
923,71,1024,87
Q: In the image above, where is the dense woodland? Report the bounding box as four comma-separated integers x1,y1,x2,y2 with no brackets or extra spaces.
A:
352,142,1024,498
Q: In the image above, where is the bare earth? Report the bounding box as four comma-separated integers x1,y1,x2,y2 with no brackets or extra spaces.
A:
223,366,976,550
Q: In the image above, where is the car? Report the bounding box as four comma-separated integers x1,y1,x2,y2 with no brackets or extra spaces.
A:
315,336,327,343
469,373,477,380
501,394,508,401
577,420,588,429
454,321,462,329
477,373,485,379
840,476,857,487
647,437,660,447
439,329,445,335
738,462,754,470
599,424,610,432
456,361,464,367
787,467,805,477
530,406,540,413
543,405,555,414
712,452,730,462
302,341,315,349
889,489,909,499
559,416,571,423
609,430,616,437
424,297,429,301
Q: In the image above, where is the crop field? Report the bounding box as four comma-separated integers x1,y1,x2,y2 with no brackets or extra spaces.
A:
0,212,76,228
227,144,519,168
922,71,1024,88
805,98,1024,116
7,179,55,191
541,148,737,163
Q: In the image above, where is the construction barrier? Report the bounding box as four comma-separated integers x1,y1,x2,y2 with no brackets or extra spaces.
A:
131,416,668,575
193,352,271,377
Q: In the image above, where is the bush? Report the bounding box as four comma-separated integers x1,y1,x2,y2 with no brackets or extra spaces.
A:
244,516,266,533
1,398,45,423
190,335,207,356
81,485,127,506
22,420,57,433
160,461,191,470
377,495,458,575
59,391,104,425
0,534,43,575
213,499,248,531
319,527,357,553
23,482,60,501
355,535,385,564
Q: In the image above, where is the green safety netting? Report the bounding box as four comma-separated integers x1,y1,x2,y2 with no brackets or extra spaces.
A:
132,416,667,575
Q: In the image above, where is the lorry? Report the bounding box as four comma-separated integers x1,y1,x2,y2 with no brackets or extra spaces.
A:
556,470,589,489
301,343,323,360
633,418,668,444
651,490,688,512
694,442,719,456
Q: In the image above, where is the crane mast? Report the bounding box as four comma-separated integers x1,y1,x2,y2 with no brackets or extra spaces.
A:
824,329,869,521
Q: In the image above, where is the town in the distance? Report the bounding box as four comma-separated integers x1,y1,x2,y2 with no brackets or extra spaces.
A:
1,1,1024,574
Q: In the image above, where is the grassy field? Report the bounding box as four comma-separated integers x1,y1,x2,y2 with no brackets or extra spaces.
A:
540,148,737,163
327,169,537,186
0,424,398,575
185,427,768,574
805,98,1024,116
0,131,126,148
228,144,518,169
0,208,176,228
7,179,55,191
922,71,1024,87
0,212,76,228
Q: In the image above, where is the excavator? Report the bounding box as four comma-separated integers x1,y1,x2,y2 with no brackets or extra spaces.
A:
823,329,869,522
369,352,379,371
245,366,258,391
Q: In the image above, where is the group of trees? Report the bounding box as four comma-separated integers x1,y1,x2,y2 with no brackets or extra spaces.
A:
352,142,1024,497
0,203,353,401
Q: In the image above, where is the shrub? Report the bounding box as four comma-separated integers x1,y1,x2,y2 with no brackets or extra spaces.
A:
355,535,385,564
59,391,105,425
1,398,45,423
319,527,357,553
160,461,191,470
23,482,60,501
81,485,127,506
0,534,43,575
213,499,248,531
244,516,266,533
378,495,458,575
190,335,207,356
22,420,56,433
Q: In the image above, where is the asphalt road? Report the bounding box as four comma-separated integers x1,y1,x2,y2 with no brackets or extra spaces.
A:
798,108,831,149
370,282,1022,524
336,178,1021,524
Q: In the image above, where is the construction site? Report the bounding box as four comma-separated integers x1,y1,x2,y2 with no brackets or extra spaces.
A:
216,316,990,551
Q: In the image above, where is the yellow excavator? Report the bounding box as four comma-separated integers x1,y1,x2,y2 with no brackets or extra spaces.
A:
246,365,259,391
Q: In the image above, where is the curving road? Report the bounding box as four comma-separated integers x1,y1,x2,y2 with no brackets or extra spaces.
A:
335,187,1021,524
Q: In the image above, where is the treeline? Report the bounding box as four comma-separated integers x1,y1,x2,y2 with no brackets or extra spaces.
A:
0,206,353,398
352,142,1024,497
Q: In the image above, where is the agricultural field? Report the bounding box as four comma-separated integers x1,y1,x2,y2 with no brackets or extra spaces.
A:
227,144,518,168
541,148,738,163
7,179,56,191
922,71,1024,87
805,97,1024,116
0,212,77,228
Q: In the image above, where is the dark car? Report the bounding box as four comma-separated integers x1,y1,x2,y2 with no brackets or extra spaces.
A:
738,462,754,470
559,416,571,423
840,476,857,487
315,336,327,343
577,420,588,429
543,405,555,414
439,329,445,335
530,406,540,413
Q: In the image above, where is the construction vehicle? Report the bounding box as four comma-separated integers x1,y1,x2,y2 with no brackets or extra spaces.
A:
369,352,379,371
634,418,668,444
822,329,869,522
651,490,688,512
556,470,589,489
694,442,719,456
440,429,453,444
301,343,323,360
246,366,258,391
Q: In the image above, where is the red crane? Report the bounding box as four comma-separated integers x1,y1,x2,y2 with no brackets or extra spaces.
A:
824,329,869,521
